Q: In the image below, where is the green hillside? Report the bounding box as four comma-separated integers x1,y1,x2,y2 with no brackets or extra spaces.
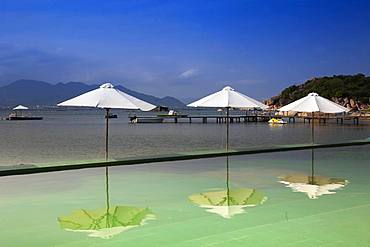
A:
269,74,370,109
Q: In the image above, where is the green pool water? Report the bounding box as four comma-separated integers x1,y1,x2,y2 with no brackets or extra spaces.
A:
0,146,369,247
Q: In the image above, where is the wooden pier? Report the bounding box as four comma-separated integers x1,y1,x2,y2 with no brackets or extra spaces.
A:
158,115,273,124
301,116,360,125
131,114,368,125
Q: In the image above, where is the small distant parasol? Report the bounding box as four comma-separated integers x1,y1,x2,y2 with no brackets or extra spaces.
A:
13,105,29,110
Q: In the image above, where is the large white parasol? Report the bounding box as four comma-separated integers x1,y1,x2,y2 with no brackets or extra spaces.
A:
188,86,268,149
278,92,349,143
58,83,156,160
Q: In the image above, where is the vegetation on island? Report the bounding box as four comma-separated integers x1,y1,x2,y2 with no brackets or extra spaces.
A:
267,74,370,110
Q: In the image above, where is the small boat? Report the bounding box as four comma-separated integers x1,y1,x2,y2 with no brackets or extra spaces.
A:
6,116,43,121
157,110,187,118
130,116,164,123
6,105,43,120
6,113,43,121
268,118,287,124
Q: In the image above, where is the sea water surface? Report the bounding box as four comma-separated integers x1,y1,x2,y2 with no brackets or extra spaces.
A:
0,108,369,167
0,146,369,246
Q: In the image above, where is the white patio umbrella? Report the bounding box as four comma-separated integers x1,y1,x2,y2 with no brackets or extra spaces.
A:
278,92,349,144
187,86,268,149
58,83,156,160
13,105,29,110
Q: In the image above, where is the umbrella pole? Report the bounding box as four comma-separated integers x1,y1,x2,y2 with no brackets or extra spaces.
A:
226,107,230,150
311,111,315,144
226,156,230,207
310,112,315,185
105,108,110,161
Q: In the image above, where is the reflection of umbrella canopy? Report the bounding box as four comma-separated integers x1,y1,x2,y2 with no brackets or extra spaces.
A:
187,86,268,149
58,83,156,160
189,188,266,218
278,92,349,143
58,167,155,239
13,105,29,110
279,175,348,199
58,206,154,239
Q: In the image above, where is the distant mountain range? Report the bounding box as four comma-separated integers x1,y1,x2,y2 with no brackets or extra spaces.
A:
0,79,185,108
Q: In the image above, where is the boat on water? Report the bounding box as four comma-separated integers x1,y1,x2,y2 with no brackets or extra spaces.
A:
130,116,164,123
268,118,287,124
157,110,187,118
5,105,43,120
6,114,43,121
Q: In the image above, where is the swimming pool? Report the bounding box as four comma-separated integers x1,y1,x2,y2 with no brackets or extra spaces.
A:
0,146,369,246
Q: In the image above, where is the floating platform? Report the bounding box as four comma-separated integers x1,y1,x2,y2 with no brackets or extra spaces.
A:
6,116,43,121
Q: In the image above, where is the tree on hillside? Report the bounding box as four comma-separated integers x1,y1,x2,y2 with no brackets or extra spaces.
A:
271,74,370,109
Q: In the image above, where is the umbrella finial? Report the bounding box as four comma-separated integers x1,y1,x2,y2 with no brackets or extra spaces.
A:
100,83,114,89
222,86,234,91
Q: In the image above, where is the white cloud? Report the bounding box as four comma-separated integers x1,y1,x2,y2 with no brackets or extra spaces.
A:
178,68,198,79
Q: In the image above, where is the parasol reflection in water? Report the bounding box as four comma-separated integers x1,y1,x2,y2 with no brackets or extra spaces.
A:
279,149,349,199
57,167,155,239
188,156,266,219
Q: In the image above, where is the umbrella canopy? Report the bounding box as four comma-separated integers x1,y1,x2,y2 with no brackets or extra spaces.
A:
279,175,348,199
188,86,268,109
57,83,156,160
187,86,268,149
189,188,266,218
13,105,29,110
58,83,155,111
278,92,349,113
58,206,155,239
278,93,349,144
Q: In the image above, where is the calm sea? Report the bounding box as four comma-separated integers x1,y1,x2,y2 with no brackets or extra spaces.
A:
0,108,369,167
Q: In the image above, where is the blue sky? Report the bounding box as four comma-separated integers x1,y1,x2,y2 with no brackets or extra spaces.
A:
1,0,370,101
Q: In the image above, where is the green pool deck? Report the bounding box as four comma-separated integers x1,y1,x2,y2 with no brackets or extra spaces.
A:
1,139,369,177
